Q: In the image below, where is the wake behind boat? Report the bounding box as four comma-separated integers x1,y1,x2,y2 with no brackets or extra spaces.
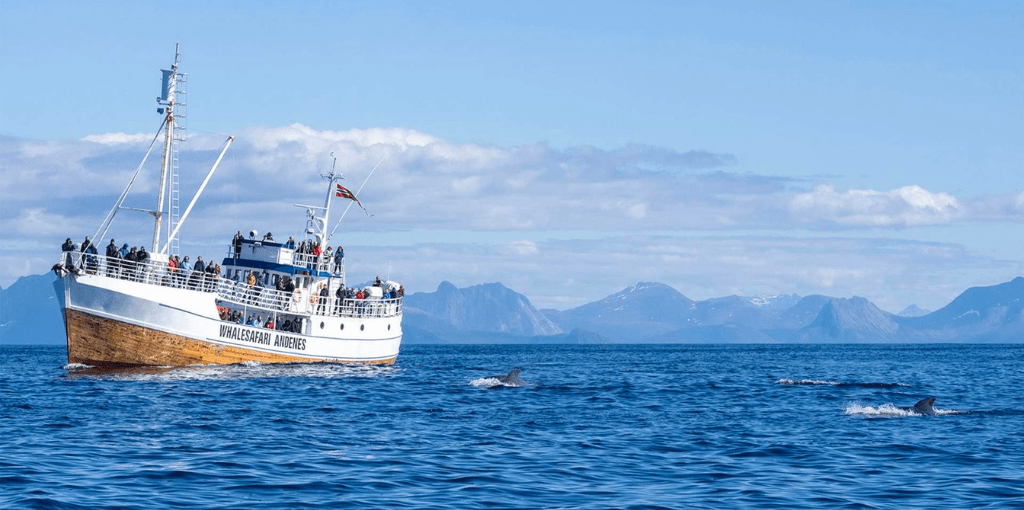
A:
52,45,403,368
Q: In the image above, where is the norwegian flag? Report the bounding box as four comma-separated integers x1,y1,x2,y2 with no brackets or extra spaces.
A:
336,183,365,210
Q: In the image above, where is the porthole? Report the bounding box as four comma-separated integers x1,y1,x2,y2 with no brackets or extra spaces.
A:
340,323,345,331
320,322,325,329
360,324,365,331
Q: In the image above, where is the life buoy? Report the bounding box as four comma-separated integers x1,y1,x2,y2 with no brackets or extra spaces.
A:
309,292,318,305
292,289,303,304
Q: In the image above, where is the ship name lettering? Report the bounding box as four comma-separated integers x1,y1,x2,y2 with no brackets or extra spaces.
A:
219,324,273,346
274,334,306,351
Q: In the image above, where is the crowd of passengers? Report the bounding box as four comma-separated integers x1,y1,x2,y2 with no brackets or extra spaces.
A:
62,236,403,316
231,231,345,273
62,236,222,290
228,274,404,317
218,306,304,332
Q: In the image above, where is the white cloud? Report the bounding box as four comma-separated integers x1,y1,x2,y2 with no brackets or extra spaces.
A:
2,124,1018,304
452,176,485,195
627,203,648,219
246,123,438,151
507,240,540,256
790,185,963,227
81,132,155,144
12,209,95,236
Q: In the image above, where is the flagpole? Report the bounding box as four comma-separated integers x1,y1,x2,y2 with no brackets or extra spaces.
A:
328,153,386,240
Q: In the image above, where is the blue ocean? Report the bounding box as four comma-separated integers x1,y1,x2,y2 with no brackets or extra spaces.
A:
3,343,1023,509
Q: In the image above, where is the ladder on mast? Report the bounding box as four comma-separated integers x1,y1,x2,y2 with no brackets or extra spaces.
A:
168,70,187,256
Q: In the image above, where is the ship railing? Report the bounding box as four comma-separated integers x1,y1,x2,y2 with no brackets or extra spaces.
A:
290,251,340,274
57,251,401,319
58,251,219,289
315,296,404,319
213,279,311,314
213,282,402,318
222,245,345,277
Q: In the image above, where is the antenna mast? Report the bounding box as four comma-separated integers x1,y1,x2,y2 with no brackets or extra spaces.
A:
152,43,184,253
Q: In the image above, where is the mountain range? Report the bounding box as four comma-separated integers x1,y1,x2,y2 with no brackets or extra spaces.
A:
400,278,1023,344
2,273,1022,344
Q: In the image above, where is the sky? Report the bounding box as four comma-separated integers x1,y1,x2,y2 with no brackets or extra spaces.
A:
1,0,1022,312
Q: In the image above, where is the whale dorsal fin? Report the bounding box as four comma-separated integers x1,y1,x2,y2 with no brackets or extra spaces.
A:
912,397,936,414
506,368,520,379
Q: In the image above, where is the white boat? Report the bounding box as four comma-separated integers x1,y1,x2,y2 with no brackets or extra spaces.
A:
53,45,403,368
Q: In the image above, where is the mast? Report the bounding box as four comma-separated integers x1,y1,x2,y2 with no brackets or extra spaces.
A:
320,155,339,247
152,44,180,252
312,157,338,272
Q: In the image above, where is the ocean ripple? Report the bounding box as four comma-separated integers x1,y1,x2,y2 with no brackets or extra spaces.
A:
3,343,1024,509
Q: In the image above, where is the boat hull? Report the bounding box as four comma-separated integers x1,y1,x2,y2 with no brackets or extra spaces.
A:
57,273,401,367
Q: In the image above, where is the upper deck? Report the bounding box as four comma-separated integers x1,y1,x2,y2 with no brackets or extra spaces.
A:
57,250,401,320
225,238,339,278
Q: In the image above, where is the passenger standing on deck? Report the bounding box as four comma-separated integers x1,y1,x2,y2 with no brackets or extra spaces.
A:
60,238,75,267
136,246,149,282
210,263,221,292
334,284,345,314
81,236,93,254
254,271,267,306
85,243,98,273
125,247,138,281
166,256,177,287
285,236,295,249
284,276,296,310
118,243,130,278
246,271,257,304
232,231,243,258
176,255,186,287
194,256,206,290
105,240,120,277
180,256,193,288
276,276,287,309
316,283,329,314
333,246,344,274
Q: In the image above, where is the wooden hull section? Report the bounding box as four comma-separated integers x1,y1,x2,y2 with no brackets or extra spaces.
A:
64,309,397,368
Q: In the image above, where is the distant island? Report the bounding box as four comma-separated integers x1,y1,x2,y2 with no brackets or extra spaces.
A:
5,273,1021,345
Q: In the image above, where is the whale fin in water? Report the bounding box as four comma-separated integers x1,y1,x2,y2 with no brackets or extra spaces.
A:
496,368,522,385
910,397,937,415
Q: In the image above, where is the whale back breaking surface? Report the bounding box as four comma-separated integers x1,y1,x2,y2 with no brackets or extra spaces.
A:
911,397,937,415
497,368,523,385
